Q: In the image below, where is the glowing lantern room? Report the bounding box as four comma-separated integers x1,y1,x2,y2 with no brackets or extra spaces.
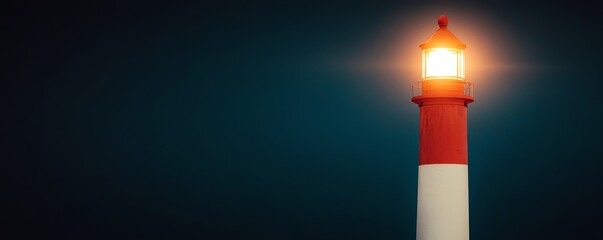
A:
420,15,466,81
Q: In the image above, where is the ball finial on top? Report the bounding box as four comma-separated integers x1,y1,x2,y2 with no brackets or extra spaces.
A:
438,14,448,28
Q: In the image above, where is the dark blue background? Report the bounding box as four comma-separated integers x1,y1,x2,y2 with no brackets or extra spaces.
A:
4,0,603,239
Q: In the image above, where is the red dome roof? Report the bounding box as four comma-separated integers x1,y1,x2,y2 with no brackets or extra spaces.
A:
420,15,466,49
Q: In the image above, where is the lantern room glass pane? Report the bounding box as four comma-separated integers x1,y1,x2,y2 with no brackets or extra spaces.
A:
423,48,465,80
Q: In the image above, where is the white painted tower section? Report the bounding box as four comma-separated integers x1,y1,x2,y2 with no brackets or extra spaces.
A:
417,164,469,240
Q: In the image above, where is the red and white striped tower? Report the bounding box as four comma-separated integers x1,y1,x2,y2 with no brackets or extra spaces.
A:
411,15,474,240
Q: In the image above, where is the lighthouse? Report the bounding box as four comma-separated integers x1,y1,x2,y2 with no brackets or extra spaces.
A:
412,15,473,240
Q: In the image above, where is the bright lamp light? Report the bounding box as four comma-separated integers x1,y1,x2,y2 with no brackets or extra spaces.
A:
422,48,465,80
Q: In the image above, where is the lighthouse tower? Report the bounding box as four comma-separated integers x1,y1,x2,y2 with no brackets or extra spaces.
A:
412,15,473,240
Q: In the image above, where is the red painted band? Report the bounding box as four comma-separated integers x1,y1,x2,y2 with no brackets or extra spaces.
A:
418,103,468,165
